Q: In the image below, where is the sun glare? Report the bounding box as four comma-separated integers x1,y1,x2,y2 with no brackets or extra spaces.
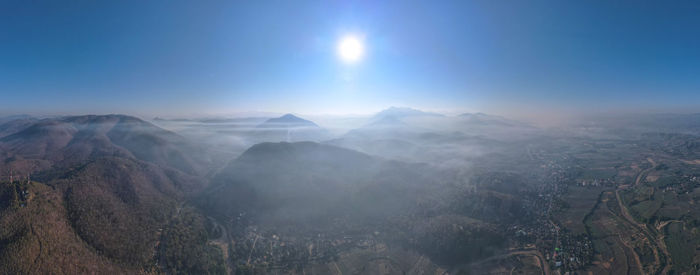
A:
337,35,364,64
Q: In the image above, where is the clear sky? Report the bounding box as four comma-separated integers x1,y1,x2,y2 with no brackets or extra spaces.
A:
1,0,699,117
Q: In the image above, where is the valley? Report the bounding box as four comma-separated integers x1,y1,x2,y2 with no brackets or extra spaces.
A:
0,110,699,274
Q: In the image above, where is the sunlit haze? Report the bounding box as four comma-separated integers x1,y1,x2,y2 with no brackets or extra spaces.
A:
2,1,699,120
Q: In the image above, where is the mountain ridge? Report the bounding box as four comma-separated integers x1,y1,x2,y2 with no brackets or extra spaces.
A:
0,114,209,175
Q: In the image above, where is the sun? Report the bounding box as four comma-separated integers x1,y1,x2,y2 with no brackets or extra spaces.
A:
337,35,364,64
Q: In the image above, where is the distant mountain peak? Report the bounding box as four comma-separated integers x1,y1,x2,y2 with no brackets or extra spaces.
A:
277,114,304,121
258,114,318,128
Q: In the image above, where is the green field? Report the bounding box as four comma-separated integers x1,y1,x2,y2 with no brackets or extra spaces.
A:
664,222,698,273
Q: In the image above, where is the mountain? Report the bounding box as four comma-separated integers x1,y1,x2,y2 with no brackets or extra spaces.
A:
0,117,39,139
0,178,135,274
201,141,450,221
329,109,516,163
249,114,329,143
345,107,440,135
0,114,34,124
360,107,443,128
0,115,224,273
257,114,319,128
373,106,443,120
0,155,220,273
0,115,210,175
198,141,506,271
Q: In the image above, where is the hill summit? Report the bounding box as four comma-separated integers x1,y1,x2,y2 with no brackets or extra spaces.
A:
257,114,319,128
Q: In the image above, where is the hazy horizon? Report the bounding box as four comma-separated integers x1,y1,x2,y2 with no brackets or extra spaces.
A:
3,105,699,128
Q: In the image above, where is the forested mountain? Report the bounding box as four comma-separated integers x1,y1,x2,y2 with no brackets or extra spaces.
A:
0,115,210,175
0,115,221,274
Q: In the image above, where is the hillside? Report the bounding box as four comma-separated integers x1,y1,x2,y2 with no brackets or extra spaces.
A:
201,141,456,219
0,115,223,273
199,141,505,271
0,180,139,274
250,114,329,143
0,154,220,271
0,115,210,175
0,117,38,138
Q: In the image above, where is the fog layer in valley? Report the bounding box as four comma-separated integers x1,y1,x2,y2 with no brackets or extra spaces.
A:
1,107,699,274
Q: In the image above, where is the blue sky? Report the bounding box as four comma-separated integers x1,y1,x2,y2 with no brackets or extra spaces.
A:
1,0,699,116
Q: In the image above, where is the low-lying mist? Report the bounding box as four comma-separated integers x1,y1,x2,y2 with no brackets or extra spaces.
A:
2,108,699,274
